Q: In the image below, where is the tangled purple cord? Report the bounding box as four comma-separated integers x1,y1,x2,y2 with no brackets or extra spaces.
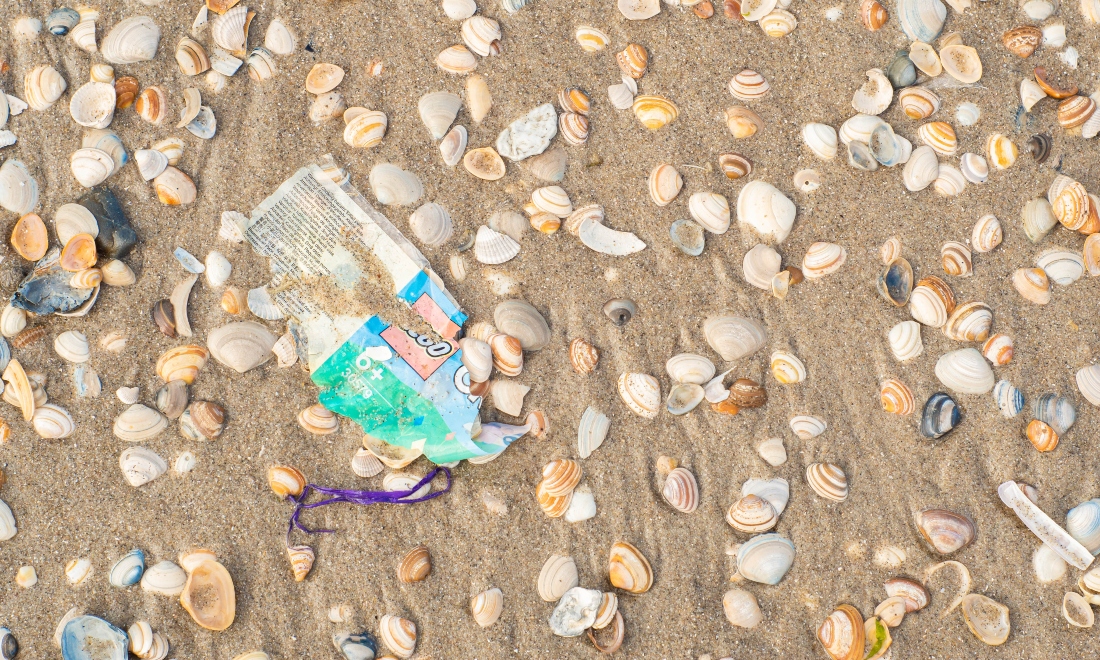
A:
287,466,452,536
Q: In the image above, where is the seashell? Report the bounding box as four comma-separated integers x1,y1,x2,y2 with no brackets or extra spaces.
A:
723,589,763,629
332,633,375,660
342,109,388,149
718,154,753,182
616,43,648,80
736,533,796,585
531,186,573,218
540,459,581,499
548,586,602,638
759,9,797,35
883,50,916,89
648,163,683,206
943,301,992,343
25,65,67,112
1087,234,1100,276
918,121,957,156
726,493,778,533
602,297,637,326
687,192,730,234
408,203,453,247
109,549,145,587
180,401,226,441
264,18,295,54
859,0,889,28
0,308,26,341
10,213,48,261
915,508,975,554
1012,267,1050,304
938,241,972,277
880,378,915,415
267,465,306,500
47,8,81,36
134,149,169,181
152,137,183,166
153,167,197,206
958,153,987,185
113,404,168,441
436,45,477,73
704,314,767,361
806,463,848,502
1020,198,1056,245
666,382,705,415
757,437,787,466
471,588,503,628
909,275,955,327
119,447,167,488
962,215,1003,257
176,37,211,77
537,554,578,601
558,88,590,116
935,348,995,395
790,414,827,439
418,91,461,140
1063,591,1094,628
729,69,769,100
1067,499,1100,555
921,391,960,438
53,204,98,248
897,0,946,43
439,125,467,167
69,82,116,129
462,74,493,126
940,45,982,83
898,87,940,119
1026,419,1058,452
32,403,74,439
817,605,864,660
154,380,189,419
299,403,338,435
558,112,589,145
736,181,796,243
1004,25,1042,57
766,351,805,385
10,327,46,351
489,333,524,377
617,372,661,419
491,380,529,416
1049,176,1089,230
54,330,90,363
569,338,599,374
180,557,236,631
960,594,1010,646
70,148,115,188
877,257,913,307
1032,393,1075,435
461,16,501,57
847,140,879,171
801,242,846,278
208,322,276,373
726,378,767,409
1037,248,1084,285
474,226,520,264
210,5,251,56
665,353,716,386
802,123,838,159
60,234,97,272
608,541,652,593
100,16,160,64
288,544,315,582
852,69,893,115
66,557,93,586
369,164,422,206
350,447,384,478
1030,543,1068,584
632,95,678,130
397,545,431,583
956,102,980,127
575,25,610,51
443,0,479,19
246,47,276,82
658,466,700,513
901,145,939,192
670,219,705,256
463,147,506,180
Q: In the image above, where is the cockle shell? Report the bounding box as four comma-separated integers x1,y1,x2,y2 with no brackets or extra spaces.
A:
790,414,827,439
915,508,975,554
801,242,846,278
474,226,520,264
208,322,276,373
155,345,208,383
537,554,578,601
647,163,682,206
806,463,848,502
852,68,893,115
69,82,116,129
119,447,167,487
617,372,660,419
881,378,915,415
662,467,699,513
802,123,838,159
817,605,864,660
736,533,795,585
608,541,652,593
724,589,763,628
471,588,503,628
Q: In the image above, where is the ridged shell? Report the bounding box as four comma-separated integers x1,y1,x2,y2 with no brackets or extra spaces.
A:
760,9,797,36
689,192,730,234
647,163,682,206
943,301,992,342
155,344,208,383
531,186,572,218
378,616,417,659
208,322,276,373
915,508,976,554
298,403,338,435
418,91,461,140
801,242,846,278
54,330,90,363
113,404,168,441
899,87,940,119
211,5,250,56
608,541,652,594
1032,392,1076,435
662,467,699,513
474,226,520,265
569,338,600,374
729,69,770,100
343,109,388,149
408,203,453,247
632,95,678,130
704,314,766,361
69,82,116,129
970,214,1002,253
790,414,827,439
119,447,167,487
802,123,838,159
101,16,161,64
1078,364,1100,407
806,463,848,502
397,545,431,583
902,145,939,192
880,378,915,415
852,68,893,115
617,372,660,419
369,164,422,206
471,588,503,628
726,494,778,533
736,533,796,585
537,554,578,601
25,65,67,112
898,0,946,42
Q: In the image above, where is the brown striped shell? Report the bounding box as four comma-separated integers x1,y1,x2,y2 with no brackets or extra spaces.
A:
661,467,699,513
569,337,599,374
806,463,848,502
540,459,581,497
397,545,431,583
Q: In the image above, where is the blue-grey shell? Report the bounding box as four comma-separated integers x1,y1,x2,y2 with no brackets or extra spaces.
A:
108,548,145,587
60,616,127,660
46,8,80,36
921,392,959,439
334,632,377,660
993,380,1024,418
897,0,947,43
1032,393,1075,435
11,249,96,315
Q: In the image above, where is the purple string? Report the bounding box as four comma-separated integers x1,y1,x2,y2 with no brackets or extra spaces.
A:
287,467,452,536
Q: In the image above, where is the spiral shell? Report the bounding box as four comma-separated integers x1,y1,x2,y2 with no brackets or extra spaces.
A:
662,467,699,513
880,378,915,415
608,541,653,594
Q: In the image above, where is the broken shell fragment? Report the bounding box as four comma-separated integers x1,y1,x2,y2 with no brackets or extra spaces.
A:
960,594,1010,646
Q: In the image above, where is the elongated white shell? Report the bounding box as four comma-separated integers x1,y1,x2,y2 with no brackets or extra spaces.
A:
998,481,1094,570
577,406,610,458
100,16,161,64
737,181,796,243
576,215,646,256
935,348,994,394
0,499,16,541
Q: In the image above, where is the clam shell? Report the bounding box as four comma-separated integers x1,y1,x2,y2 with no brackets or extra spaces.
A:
490,380,529,416
577,406,610,458
298,403,338,435
246,47,277,83
114,404,168,441
743,244,781,289
666,382,704,414
575,25,610,51
1012,267,1050,304
489,333,523,376
69,82,116,128
741,478,789,516
471,588,503,628
531,186,572,217
70,148,115,188
418,91,461,140
141,560,186,596
919,121,957,156
155,380,189,419
54,330,90,363
839,113,885,145
983,334,1013,366
397,545,431,583
10,213,47,261
729,69,769,100
909,275,955,327
119,446,166,487
878,257,913,306
569,338,600,374
943,301,991,342
647,163,682,206
898,0,946,42
726,493,778,533
460,15,500,56
801,242,846,278
109,548,145,587
725,106,764,138
1032,392,1075,435
806,463,848,502
408,203,453,247
66,558,93,585
32,403,74,439
817,605,864,660
1077,364,1100,406
1037,248,1084,285
971,214,1002,252
135,149,168,181
155,345,208,384
617,372,661,419
264,18,296,54
935,348,994,394
959,152,988,184
208,321,276,373
180,558,236,631
459,337,493,382
666,353,716,385
688,192,730,233
921,391,960,438
343,109,388,149
47,8,81,35
880,378,915,415
1066,499,1100,555
899,86,940,119
662,467,699,513
960,594,1010,645
670,219,705,256
1021,197,1056,243
153,167,196,205
178,37,212,76
632,95,678,130
537,554,578,601
369,164,422,206
802,123,838,159
704,314,766,362
25,65,67,112
101,16,161,64
608,541,652,593
54,203,99,245
902,145,939,191
736,181,796,243
940,44,981,83
759,8,797,35
736,533,795,585
757,437,787,466
180,401,226,441
463,147,506,180
439,125,467,167
789,414,827,439
915,508,975,554
618,0,661,19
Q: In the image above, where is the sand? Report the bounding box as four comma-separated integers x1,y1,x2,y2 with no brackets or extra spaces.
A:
0,0,1099,657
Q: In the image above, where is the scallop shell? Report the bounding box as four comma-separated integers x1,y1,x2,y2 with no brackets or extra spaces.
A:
119,446,167,487
790,414,827,439
737,181,796,243
471,588,503,628
537,554,578,601
704,314,767,362
801,242,847,278
736,533,796,585
418,91,461,140
211,5,251,56
474,226,520,265
101,16,161,64
437,44,477,73
463,147,506,180
806,463,848,502
343,109,388,149
802,123,838,159
608,541,652,594
632,95,678,130
617,372,661,419
915,508,976,554
852,68,893,115
880,378,915,415
180,558,235,631
647,163,683,206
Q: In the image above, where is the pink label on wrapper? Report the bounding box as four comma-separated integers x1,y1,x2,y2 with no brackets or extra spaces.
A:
411,293,461,340
380,325,457,380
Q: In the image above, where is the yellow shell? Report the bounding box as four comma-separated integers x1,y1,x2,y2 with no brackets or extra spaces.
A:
818,605,865,660
880,378,915,415
1027,419,1059,452
616,43,648,79
221,287,246,314
536,479,572,517
918,121,957,156
608,541,653,594
180,559,236,631
267,465,306,499
463,147,506,181
986,133,1017,169
155,345,209,384
287,544,314,581
343,109,388,149
898,87,940,120
632,95,678,130
574,26,610,52
540,458,581,497
397,545,431,583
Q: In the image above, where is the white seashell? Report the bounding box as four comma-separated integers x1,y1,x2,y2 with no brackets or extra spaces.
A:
69,82,116,128
1022,198,1057,242
219,211,247,243
838,113,885,145
909,283,950,328
0,160,38,215
933,164,966,196
51,204,97,246
577,406,610,459
0,499,14,541
665,353,716,385
704,315,767,361
564,487,596,522
474,226,520,264
1077,364,1100,406
25,65,67,112
54,331,90,363
369,164,423,206
742,244,781,289
13,17,42,40
770,351,806,384
851,68,893,115
940,45,982,83
100,16,161,64
1022,0,1056,18
113,404,168,441
902,145,939,191
443,0,479,19
724,590,763,628
935,348,995,394
955,102,980,126
1061,46,1080,69
247,287,283,321
537,554,579,601
264,18,296,55
439,125,467,167
742,477,790,515
802,123,838,159
246,47,277,82
210,49,243,76
211,5,250,56
574,213,646,256
202,251,231,287
757,437,787,466
689,192,731,233
32,404,75,439
140,560,187,596
495,103,557,162
789,414,827,439
549,586,602,637
70,148,115,188
409,203,453,247
174,451,196,475
872,546,907,569
531,186,573,217
1033,544,1068,583
119,446,167,487
418,91,462,140
801,242,846,278
490,380,529,416
461,16,501,57
1020,79,1047,112
1036,248,1084,285
608,82,635,110
736,533,796,585
618,0,661,19
998,481,1094,570
959,153,988,184
134,149,168,181
66,558,93,585
617,372,661,419
351,448,383,478
897,0,946,42
736,181,796,243
470,588,503,628
0,305,26,338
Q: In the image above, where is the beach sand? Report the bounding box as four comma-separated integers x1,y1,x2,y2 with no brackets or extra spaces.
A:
0,0,1099,657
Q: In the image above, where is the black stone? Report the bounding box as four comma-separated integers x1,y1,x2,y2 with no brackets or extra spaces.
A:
78,187,138,259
